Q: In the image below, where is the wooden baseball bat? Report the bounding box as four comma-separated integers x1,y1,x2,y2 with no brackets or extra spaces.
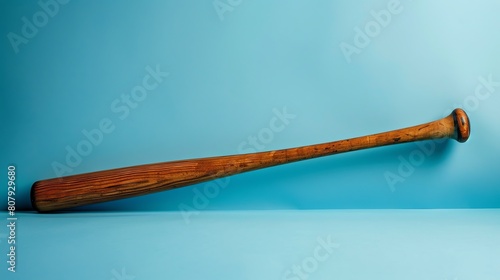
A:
31,109,470,212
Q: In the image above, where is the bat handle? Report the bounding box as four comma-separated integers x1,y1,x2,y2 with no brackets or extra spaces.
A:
452,108,470,143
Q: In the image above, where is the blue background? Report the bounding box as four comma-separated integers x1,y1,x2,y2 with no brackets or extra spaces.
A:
1,0,499,279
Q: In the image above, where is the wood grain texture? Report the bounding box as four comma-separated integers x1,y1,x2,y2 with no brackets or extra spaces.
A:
31,109,470,212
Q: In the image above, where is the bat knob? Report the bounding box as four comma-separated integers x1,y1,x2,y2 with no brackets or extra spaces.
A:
452,108,470,143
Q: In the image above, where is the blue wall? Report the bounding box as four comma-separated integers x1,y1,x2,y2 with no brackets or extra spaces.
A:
2,0,500,211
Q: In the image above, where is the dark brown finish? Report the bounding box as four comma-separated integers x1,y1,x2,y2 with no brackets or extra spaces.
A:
31,109,470,212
